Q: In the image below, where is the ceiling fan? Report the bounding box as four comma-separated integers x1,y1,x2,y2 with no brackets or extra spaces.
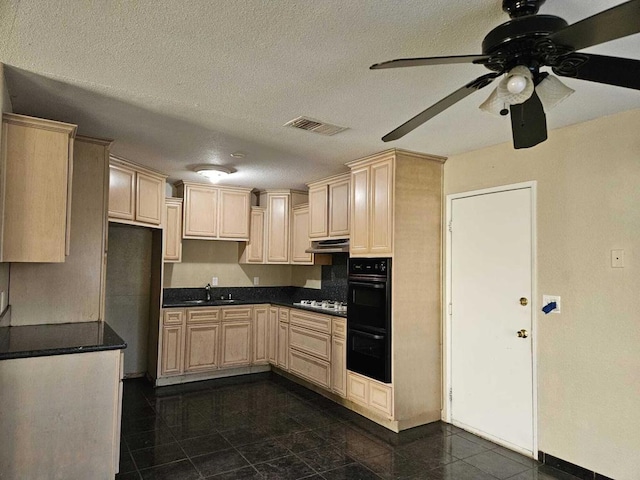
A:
372,0,640,149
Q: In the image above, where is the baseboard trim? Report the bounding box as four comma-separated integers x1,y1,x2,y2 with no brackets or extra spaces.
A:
538,451,615,480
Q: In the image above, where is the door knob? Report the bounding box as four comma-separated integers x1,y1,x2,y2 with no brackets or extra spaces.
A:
517,329,529,338
519,297,528,306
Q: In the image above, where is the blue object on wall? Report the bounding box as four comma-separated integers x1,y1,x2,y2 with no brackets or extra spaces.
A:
542,301,557,314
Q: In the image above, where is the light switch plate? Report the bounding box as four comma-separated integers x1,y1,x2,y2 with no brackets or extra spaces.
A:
253,277,259,286
211,277,218,286
542,295,561,314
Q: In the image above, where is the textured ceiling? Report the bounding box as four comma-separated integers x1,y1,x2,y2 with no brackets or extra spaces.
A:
1,0,639,190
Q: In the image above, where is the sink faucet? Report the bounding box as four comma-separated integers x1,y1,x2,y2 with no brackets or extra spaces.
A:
205,283,211,301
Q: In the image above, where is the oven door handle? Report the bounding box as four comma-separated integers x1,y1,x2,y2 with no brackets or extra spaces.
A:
348,281,385,289
352,330,385,340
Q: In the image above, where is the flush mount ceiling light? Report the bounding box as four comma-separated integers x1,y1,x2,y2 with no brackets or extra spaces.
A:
195,166,232,183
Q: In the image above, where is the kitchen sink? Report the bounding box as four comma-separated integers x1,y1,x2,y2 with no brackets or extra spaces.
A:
182,299,206,305
215,299,238,304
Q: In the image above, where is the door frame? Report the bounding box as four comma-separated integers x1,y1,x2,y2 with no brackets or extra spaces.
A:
442,181,538,457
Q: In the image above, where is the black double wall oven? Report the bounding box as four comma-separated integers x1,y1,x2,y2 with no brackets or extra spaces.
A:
347,258,391,384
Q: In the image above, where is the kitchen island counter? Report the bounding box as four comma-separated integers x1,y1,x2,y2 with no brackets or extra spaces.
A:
0,321,126,360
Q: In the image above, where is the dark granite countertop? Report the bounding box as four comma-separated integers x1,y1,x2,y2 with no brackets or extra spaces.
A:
163,296,347,318
0,321,127,361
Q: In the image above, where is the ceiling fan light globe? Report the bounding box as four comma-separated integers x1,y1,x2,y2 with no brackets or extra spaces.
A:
507,75,528,94
536,74,575,112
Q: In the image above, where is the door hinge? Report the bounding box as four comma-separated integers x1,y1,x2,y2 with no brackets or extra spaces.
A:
449,388,452,402
448,303,452,316
448,221,452,233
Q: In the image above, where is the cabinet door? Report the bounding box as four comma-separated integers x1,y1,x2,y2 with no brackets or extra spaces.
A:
161,310,184,376
253,306,269,365
183,185,218,238
331,336,347,397
369,159,394,254
219,189,251,239
308,185,328,238
136,172,164,225
246,207,265,263
267,307,278,364
349,166,369,255
266,194,290,263
184,324,219,372
347,371,369,406
277,321,289,370
328,177,350,237
290,206,313,264
161,325,184,376
164,200,182,262
220,321,252,367
108,163,135,221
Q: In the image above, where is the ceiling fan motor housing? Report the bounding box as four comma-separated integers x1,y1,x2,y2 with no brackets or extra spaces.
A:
502,0,546,18
481,15,569,73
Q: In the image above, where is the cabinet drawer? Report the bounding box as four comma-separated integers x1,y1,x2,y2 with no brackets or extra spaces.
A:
290,309,331,334
221,307,252,322
369,382,393,418
332,318,346,338
278,308,290,323
289,326,331,361
186,308,220,324
347,371,369,406
289,349,331,389
163,309,184,326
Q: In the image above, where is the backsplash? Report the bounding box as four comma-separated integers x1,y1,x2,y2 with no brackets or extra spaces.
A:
164,253,349,304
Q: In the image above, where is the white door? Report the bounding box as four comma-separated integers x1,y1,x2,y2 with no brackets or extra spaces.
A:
449,186,534,454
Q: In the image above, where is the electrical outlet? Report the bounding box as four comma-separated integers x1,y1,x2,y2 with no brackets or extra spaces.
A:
611,249,624,268
542,295,561,314
0,291,5,312
211,277,218,286
253,277,259,286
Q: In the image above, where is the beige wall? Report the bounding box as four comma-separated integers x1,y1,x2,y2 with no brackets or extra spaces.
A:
163,239,321,289
0,63,12,325
444,109,640,480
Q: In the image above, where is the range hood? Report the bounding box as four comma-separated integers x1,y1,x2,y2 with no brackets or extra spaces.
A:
305,239,350,254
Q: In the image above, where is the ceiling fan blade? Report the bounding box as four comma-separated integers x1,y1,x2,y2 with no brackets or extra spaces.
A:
548,0,640,52
554,53,640,90
510,91,547,149
370,54,489,70
382,73,500,142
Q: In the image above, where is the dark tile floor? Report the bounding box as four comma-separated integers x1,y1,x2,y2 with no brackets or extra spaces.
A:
117,373,580,480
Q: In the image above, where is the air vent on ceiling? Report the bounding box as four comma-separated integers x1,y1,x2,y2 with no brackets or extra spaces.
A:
284,116,348,136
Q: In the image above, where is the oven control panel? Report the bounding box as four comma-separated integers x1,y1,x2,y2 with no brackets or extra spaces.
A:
348,258,390,276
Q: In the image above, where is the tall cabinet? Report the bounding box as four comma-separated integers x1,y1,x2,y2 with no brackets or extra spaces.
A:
346,148,446,431
9,135,111,324
0,113,77,263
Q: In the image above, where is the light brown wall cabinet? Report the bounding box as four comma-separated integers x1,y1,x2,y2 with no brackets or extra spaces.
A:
0,113,77,262
261,190,308,263
109,156,166,228
238,206,265,264
307,172,350,240
290,204,313,265
163,198,183,262
177,181,252,241
348,157,393,256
